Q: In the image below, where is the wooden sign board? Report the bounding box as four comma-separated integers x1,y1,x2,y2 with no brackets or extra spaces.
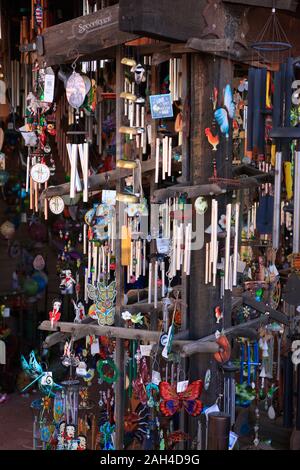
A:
39,4,138,65
119,0,206,42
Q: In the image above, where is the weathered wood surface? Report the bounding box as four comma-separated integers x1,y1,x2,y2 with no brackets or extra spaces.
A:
223,0,298,12
187,38,239,54
119,0,206,42
181,316,270,357
41,158,157,200
38,4,138,65
242,294,289,325
38,320,219,353
152,183,225,203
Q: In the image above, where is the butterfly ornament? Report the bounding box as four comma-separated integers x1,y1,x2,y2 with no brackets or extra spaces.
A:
159,379,203,417
87,280,116,326
20,351,62,397
214,84,235,139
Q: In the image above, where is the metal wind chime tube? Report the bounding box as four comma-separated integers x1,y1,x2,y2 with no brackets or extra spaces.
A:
293,151,300,253
222,362,239,427
225,203,232,290
273,152,283,250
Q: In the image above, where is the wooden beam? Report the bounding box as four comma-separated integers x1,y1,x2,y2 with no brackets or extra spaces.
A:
119,0,206,42
223,0,298,12
242,294,289,325
38,4,138,66
151,170,273,203
38,320,219,353
41,158,157,201
152,183,225,203
181,316,270,357
187,38,236,53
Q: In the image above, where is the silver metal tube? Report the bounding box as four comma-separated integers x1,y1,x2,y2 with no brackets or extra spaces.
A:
293,151,300,253
273,152,282,249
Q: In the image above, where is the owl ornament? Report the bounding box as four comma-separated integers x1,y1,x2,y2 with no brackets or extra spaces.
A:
87,281,116,326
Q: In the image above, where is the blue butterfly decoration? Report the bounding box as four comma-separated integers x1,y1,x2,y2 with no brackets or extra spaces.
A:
20,351,63,397
214,84,235,139
100,422,116,450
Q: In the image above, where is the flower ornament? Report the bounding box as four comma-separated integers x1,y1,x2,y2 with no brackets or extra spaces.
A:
122,311,144,325
131,313,144,325
42,396,51,411
122,311,132,321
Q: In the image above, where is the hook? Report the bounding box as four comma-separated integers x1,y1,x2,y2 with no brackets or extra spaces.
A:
68,49,80,71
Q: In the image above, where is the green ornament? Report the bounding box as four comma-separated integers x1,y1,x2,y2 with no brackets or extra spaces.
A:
97,359,119,384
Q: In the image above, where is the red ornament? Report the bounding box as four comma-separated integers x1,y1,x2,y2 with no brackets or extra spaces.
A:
159,380,203,417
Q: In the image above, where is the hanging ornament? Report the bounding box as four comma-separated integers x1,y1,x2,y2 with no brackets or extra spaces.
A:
49,299,62,328
66,68,86,109
159,380,203,417
194,196,208,215
87,281,116,326
49,196,65,215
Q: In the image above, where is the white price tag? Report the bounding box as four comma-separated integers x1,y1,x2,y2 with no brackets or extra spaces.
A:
102,190,116,205
43,67,55,103
152,370,161,385
204,403,220,421
140,344,152,357
41,372,53,386
177,380,189,393
229,431,238,450
2,307,10,318
91,339,100,356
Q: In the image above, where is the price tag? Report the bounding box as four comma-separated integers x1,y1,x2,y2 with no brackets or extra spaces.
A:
177,380,189,393
2,307,10,318
41,372,53,386
229,431,238,450
152,370,161,385
91,339,100,356
102,190,116,205
204,403,220,421
140,344,152,357
44,67,55,103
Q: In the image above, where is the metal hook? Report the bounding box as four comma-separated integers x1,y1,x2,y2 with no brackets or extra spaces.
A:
69,49,81,71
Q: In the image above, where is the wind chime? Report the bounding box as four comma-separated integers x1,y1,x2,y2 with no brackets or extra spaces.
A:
239,340,260,386
67,142,89,203
205,201,240,294
169,58,182,103
84,201,116,323
155,136,173,183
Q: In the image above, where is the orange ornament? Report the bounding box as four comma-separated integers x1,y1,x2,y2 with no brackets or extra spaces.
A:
214,335,231,363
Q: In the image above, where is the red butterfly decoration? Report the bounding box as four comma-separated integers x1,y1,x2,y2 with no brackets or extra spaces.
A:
159,380,203,417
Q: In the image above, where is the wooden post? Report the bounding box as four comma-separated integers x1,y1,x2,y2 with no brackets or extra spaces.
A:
188,53,233,446
115,45,125,450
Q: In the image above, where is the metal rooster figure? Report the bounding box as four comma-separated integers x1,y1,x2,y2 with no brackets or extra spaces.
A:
20,351,62,397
